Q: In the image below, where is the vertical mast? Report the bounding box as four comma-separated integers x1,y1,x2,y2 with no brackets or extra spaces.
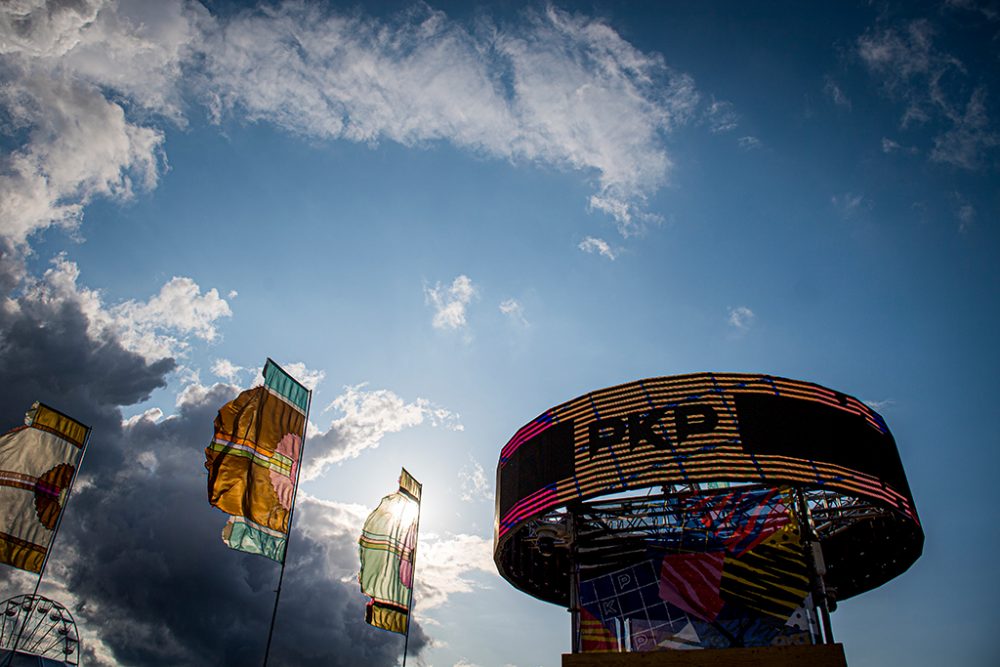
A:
567,510,580,654
795,488,834,644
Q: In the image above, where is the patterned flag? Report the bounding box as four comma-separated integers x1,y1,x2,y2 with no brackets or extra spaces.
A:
359,468,421,634
205,359,309,562
0,403,88,573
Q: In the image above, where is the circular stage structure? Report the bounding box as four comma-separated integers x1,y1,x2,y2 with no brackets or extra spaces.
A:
494,373,923,651
0,594,80,665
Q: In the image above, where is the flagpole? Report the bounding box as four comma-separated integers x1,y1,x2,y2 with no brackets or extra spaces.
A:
4,422,92,667
262,387,312,667
401,483,422,667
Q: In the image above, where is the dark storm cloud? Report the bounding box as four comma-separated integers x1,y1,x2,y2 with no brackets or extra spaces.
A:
0,263,424,666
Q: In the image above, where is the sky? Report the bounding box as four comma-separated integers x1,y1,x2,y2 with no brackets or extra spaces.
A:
0,0,997,665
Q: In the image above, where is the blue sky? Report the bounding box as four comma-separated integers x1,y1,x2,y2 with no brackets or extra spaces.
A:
1,1,997,666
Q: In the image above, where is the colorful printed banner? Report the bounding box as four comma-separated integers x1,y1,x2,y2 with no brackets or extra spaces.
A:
359,468,422,634
0,403,88,573
205,359,309,562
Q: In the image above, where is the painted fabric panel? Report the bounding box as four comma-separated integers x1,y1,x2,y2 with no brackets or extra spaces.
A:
720,523,810,622
360,469,421,635
399,467,422,502
204,360,307,562
658,552,725,621
0,403,86,573
579,487,812,650
365,600,408,635
222,516,287,561
580,608,618,652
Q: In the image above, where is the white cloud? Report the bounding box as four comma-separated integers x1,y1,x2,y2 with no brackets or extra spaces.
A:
3,2,700,244
175,380,238,409
823,77,852,110
416,533,496,611
0,0,205,118
458,458,492,502
727,305,755,331
881,137,919,155
23,255,231,362
945,0,1000,20
930,88,999,169
499,298,528,327
303,384,462,479
858,19,998,169
123,407,164,428
0,72,165,244
0,0,208,244
281,362,325,391
578,235,617,260
864,398,895,411
287,494,373,580
201,3,698,235
955,196,976,233
705,98,739,133
831,192,867,217
211,358,244,382
737,136,762,151
108,276,232,359
426,275,478,330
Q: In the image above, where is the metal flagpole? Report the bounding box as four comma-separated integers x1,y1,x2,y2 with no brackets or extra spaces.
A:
401,476,423,667
4,421,92,667
262,387,313,667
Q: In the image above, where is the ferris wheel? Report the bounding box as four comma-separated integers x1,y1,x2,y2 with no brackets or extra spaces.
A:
0,594,80,665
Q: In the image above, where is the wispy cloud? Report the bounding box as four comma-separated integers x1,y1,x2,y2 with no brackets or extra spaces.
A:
929,88,999,169
955,194,976,233
881,137,919,155
303,384,462,479
858,18,998,169
737,136,762,151
824,77,852,110
864,398,895,411
458,457,492,502
727,305,755,331
705,98,739,133
425,275,478,330
499,298,528,327
578,236,617,260
201,3,699,236
831,192,867,217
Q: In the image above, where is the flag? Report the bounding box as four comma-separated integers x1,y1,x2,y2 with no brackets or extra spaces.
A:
0,403,88,573
205,359,309,561
359,468,421,634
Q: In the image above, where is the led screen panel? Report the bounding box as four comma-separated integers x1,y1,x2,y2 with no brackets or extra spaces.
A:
495,373,919,546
